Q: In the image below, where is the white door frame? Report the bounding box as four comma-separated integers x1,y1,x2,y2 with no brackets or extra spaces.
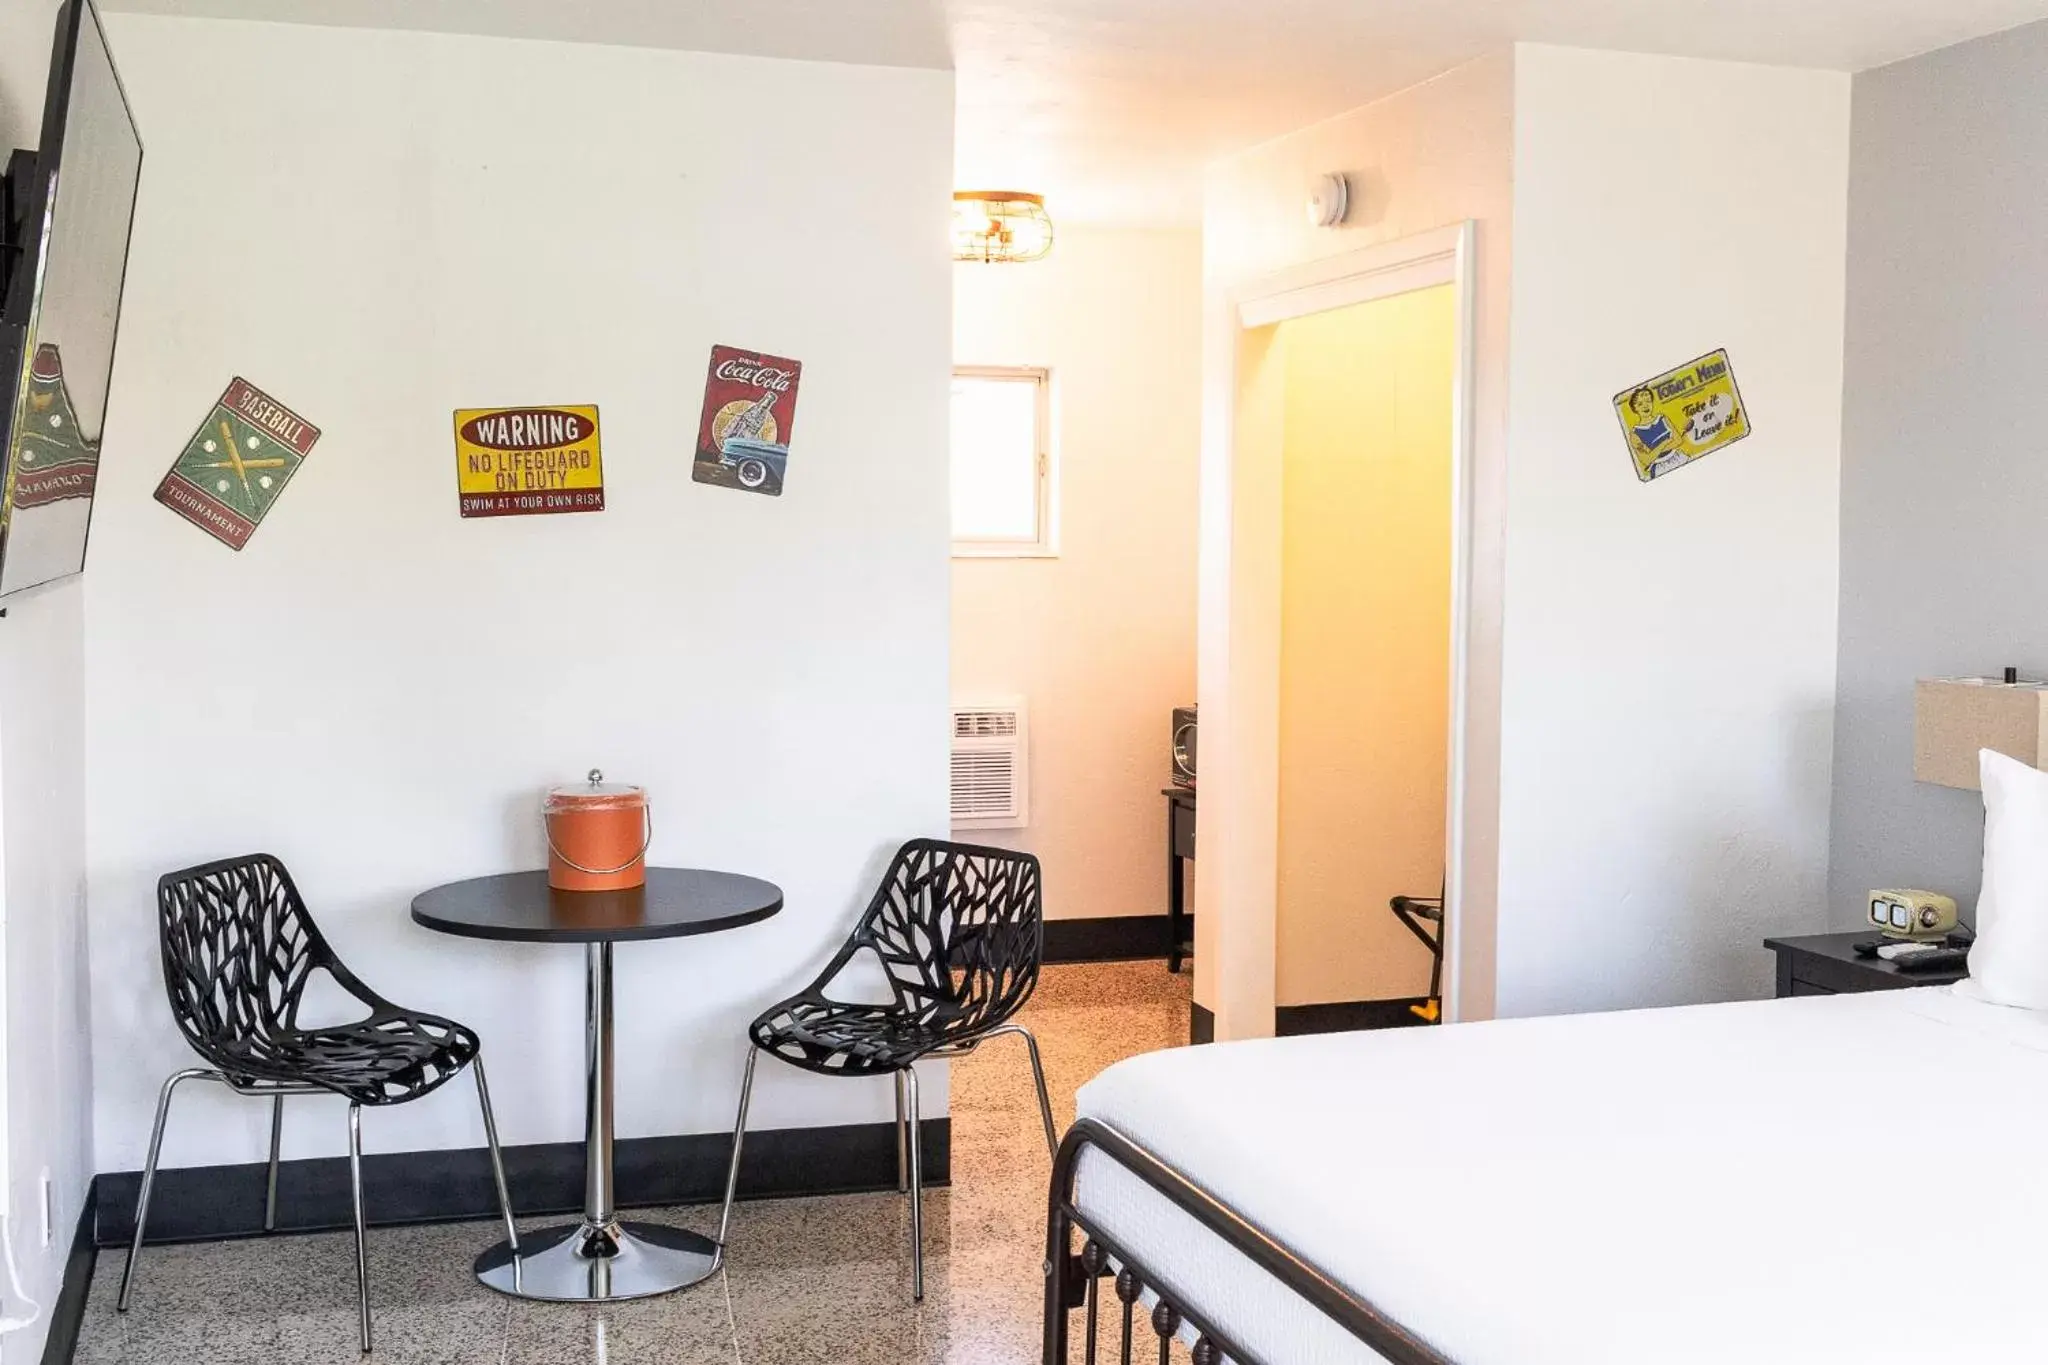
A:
1212,220,1478,1027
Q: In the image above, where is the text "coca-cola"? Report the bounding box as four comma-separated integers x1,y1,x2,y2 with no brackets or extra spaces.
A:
715,358,795,392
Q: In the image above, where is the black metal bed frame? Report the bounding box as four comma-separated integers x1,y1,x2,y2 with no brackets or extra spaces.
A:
1043,1118,1453,1365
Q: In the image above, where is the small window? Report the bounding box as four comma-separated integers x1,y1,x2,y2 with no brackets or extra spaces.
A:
951,366,1054,556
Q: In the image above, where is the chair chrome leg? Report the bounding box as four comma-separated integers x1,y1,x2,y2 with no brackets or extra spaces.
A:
471,1055,519,1255
119,1067,217,1312
983,1023,1059,1157
264,1095,284,1232
347,1103,371,1354
903,1063,924,1301
894,1069,910,1193
714,1048,759,1258
1014,1026,1058,1158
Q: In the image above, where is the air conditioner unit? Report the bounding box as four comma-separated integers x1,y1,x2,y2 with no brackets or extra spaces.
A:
951,697,1028,829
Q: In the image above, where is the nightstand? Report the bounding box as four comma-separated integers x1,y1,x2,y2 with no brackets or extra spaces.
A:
1163,786,1195,974
1763,931,1969,998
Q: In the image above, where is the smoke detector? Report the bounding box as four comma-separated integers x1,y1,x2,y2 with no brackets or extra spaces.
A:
1306,173,1349,228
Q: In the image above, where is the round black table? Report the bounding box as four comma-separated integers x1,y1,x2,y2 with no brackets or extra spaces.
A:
411,869,781,1303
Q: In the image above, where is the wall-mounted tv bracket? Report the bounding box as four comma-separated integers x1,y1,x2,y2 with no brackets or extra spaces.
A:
1,149,39,317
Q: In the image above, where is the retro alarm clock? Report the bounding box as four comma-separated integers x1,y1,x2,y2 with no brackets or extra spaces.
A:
1867,889,1958,941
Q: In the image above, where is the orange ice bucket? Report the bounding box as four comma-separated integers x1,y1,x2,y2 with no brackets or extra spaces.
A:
544,770,650,891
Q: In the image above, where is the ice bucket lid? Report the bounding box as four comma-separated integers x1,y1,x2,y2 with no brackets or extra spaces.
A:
545,769,646,812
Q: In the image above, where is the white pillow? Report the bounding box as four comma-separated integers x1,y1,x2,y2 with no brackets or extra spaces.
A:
1957,748,2048,1010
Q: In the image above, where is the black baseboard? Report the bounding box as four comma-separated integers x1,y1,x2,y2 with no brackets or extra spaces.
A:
93,1116,948,1249
40,1183,96,1365
1275,999,1433,1036
1043,914,1189,964
1188,998,1429,1044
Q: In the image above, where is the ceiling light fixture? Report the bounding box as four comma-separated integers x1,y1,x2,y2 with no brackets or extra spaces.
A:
952,191,1053,263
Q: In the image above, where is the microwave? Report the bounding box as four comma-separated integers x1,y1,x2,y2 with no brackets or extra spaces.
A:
1170,706,1197,788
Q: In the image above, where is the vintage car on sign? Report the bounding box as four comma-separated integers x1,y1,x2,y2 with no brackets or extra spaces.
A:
716,437,789,495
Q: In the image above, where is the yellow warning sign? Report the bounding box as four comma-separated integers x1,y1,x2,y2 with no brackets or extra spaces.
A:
1612,350,1750,483
453,405,604,517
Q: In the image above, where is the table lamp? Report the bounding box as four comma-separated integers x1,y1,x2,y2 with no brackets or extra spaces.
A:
1888,669,2048,942
1912,668,2048,790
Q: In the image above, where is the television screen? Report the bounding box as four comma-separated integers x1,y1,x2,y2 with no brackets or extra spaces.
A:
0,0,141,599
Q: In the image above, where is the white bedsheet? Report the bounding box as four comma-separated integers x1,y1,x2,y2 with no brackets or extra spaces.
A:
1073,988,2048,1365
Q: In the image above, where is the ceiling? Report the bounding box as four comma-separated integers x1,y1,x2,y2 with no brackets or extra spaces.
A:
104,0,2048,223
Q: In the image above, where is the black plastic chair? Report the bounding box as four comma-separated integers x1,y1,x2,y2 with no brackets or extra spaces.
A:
714,839,1056,1299
118,854,519,1353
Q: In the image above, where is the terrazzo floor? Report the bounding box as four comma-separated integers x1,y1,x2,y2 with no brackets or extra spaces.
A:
75,960,1192,1364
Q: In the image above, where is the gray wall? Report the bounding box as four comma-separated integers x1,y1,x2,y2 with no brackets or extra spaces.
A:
1829,20,2048,928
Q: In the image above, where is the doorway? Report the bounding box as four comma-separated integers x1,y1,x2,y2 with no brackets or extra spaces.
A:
1192,224,1477,1040
1273,285,1456,1019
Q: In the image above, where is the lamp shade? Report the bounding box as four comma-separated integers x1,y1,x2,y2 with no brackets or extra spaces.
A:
1912,677,2048,790
951,191,1053,263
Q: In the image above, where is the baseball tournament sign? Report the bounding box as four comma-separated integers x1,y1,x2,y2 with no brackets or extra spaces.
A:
155,378,321,549
11,344,98,509
453,405,604,518
1613,348,1751,482
692,345,802,497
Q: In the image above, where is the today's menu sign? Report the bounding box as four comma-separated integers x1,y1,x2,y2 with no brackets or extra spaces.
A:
1612,349,1751,483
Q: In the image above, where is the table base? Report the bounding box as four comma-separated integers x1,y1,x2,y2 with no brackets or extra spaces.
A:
474,1220,719,1302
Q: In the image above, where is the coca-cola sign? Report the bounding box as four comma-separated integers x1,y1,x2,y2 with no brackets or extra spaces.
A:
693,343,803,499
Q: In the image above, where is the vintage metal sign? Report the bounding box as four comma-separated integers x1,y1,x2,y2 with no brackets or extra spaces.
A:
1613,348,1751,482
154,378,321,549
453,405,604,518
692,345,801,497
11,344,98,509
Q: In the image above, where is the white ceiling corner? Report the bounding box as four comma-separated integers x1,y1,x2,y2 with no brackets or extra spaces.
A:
99,0,2048,225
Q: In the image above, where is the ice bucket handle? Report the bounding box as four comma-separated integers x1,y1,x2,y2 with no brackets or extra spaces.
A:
544,807,653,877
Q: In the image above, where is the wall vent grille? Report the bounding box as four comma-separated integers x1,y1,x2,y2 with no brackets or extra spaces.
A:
950,698,1027,828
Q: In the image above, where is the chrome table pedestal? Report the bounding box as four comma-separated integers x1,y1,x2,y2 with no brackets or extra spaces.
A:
408,868,784,1305
474,942,717,1301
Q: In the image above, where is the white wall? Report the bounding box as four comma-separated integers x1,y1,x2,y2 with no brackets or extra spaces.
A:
1496,45,1848,1017
0,3,96,1358
1828,19,2048,928
1196,54,1514,1036
87,14,953,1172
951,228,1200,923
0,588,91,1364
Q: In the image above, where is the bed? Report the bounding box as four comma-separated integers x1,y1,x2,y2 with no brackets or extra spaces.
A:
1042,986,2048,1365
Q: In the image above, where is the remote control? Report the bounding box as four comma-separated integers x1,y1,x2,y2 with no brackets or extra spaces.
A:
1892,946,1969,973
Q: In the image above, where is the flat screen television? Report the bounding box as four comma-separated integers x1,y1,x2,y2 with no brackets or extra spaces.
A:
0,0,141,600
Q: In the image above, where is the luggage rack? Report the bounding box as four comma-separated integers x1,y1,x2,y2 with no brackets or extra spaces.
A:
1388,892,1444,1023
